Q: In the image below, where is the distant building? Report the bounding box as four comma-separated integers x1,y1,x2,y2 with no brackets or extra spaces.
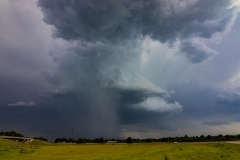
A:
0,136,33,143
107,141,117,144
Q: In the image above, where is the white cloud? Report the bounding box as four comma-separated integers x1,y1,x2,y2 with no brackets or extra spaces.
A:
230,0,240,8
99,67,169,96
217,71,240,93
8,101,35,107
134,97,182,113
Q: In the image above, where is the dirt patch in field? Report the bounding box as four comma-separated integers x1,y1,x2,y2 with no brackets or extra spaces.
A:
226,141,240,144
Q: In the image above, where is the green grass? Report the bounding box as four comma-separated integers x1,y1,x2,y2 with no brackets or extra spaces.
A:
0,138,240,160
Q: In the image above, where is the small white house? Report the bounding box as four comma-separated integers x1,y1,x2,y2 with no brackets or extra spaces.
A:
107,141,117,144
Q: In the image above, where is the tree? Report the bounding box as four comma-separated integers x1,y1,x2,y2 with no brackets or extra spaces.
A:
94,137,105,143
77,138,91,143
126,137,133,143
34,137,48,141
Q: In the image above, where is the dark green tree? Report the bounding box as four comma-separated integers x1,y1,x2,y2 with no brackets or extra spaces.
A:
126,137,133,143
34,137,48,141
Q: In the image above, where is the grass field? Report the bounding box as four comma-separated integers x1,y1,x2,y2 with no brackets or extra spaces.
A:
0,138,240,160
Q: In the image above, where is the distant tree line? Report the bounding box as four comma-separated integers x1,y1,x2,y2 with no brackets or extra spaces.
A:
1,131,240,143
33,137,48,142
54,137,114,143
0,131,24,137
159,134,240,142
54,134,240,144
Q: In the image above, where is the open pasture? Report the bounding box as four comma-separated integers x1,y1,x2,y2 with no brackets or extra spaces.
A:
0,138,240,160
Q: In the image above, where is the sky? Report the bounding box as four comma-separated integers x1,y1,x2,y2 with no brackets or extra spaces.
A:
0,0,240,140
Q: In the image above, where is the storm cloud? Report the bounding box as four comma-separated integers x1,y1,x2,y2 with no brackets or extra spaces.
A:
0,0,240,139
38,0,235,42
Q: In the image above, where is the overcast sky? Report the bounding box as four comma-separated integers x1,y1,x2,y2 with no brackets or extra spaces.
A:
1,0,240,140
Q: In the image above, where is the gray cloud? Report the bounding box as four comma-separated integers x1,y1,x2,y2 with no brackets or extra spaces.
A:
40,39,181,138
203,120,232,126
180,39,217,63
217,87,240,106
38,0,235,43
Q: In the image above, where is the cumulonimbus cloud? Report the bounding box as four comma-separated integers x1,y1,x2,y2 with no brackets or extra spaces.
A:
35,0,240,138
